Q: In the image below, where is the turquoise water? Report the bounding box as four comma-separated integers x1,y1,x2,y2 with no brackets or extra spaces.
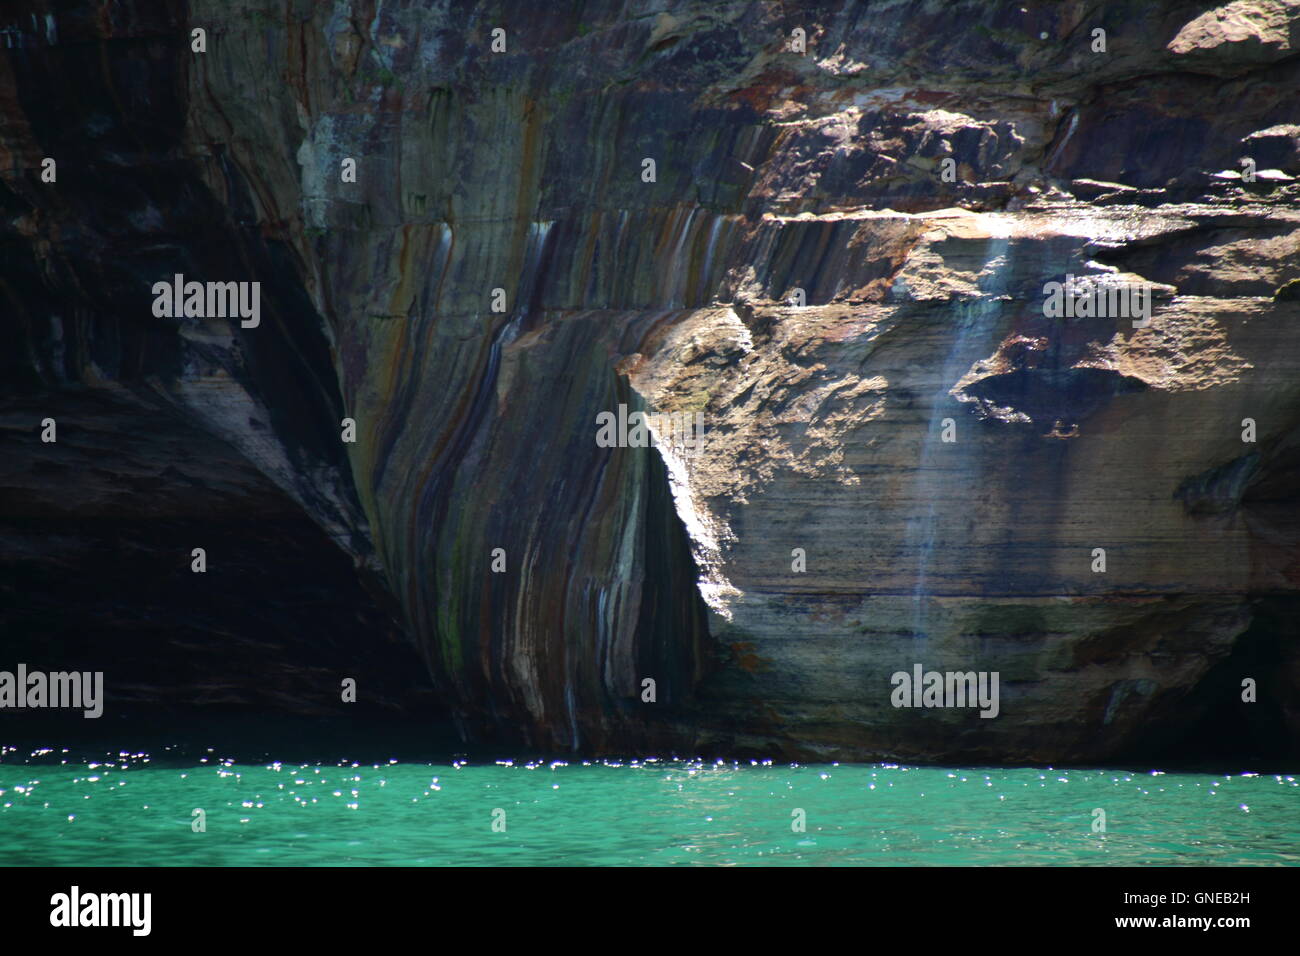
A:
2,750,1297,865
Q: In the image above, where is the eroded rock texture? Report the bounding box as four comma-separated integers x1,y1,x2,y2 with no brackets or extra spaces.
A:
2,1,1298,761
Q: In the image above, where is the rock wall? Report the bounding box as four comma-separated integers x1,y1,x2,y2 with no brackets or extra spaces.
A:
3,0,1299,760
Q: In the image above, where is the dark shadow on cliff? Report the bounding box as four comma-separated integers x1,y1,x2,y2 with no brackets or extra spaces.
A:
1109,596,1300,771
0,386,449,757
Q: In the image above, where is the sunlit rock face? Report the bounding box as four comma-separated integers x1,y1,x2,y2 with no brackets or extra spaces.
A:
3,0,1299,760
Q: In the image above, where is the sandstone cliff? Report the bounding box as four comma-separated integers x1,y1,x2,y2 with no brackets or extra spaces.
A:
3,1,1298,761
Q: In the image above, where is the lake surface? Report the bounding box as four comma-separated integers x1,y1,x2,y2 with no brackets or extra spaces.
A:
2,749,1296,866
